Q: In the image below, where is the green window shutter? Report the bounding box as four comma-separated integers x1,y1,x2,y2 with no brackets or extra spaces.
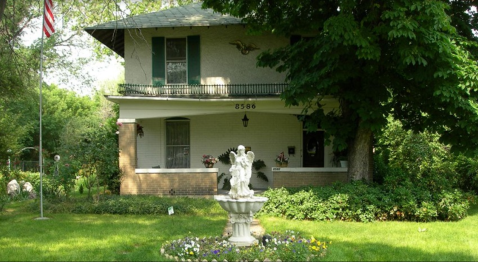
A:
187,35,200,85
152,37,165,86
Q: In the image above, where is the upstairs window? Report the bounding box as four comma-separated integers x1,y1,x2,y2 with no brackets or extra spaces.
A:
166,38,187,84
152,35,200,86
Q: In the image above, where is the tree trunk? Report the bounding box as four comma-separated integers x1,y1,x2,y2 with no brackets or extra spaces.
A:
348,122,374,182
0,0,6,22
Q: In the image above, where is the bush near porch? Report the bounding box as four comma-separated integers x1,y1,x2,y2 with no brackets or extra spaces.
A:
259,182,474,222
259,123,478,222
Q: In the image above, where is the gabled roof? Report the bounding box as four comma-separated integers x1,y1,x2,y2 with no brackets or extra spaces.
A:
84,2,244,57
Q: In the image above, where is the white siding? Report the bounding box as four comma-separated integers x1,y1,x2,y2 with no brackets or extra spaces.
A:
124,25,288,85
136,118,163,168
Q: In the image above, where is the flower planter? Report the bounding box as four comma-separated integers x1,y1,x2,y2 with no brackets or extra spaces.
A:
202,155,218,168
276,162,288,167
340,160,348,168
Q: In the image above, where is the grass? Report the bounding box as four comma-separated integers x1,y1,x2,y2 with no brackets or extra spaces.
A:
0,197,477,261
258,204,478,261
0,199,227,261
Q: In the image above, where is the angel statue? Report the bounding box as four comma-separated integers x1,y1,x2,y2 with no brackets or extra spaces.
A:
228,145,255,199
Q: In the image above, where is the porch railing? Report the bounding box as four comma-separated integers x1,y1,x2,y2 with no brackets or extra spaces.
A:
118,83,288,97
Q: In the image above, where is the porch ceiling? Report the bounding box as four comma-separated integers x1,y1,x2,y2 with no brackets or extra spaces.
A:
105,95,339,119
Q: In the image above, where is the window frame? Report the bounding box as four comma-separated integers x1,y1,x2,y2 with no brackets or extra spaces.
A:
165,37,187,85
165,118,190,168
152,35,200,86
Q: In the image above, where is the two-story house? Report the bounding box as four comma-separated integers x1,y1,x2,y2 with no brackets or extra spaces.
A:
85,2,347,196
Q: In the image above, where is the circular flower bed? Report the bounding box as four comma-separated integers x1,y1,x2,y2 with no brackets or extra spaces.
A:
160,230,329,261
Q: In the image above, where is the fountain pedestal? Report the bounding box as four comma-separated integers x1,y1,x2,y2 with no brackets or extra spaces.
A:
215,195,268,246
215,145,268,246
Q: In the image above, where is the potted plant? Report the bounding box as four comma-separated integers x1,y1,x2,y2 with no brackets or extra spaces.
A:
332,150,348,167
201,155,218,168
275,152,289,167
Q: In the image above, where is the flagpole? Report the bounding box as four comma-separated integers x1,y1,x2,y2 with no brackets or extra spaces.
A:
36,0,50,221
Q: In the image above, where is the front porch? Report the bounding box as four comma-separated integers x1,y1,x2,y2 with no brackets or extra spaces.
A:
113,83,345,196
117,110,347,196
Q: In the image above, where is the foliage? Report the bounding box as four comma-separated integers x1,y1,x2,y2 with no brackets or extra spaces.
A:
72,124,119,199
252,159,268,182
217,172,231,190
375,118,478,195
331,149,348,167
39,84,100,153
217,147,237,165
30,194,225,216
203,0,478,180
161,230,329,262
453,155,478,194
39,159,78,199
258,181,476,222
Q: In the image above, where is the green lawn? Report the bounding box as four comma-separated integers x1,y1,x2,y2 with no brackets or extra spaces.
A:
0,200,227,261
1,199,477,261
259,204,478,261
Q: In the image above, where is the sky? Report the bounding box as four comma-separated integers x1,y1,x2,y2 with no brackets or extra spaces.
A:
21,15,124,97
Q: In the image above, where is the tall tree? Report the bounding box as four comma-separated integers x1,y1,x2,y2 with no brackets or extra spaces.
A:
203,0,478,181
0,0,171,96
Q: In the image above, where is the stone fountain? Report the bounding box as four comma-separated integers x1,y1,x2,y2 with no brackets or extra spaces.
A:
214,145,268,246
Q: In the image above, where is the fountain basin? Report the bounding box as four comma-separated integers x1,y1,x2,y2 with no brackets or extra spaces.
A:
214,195,268,213
215,195,268,246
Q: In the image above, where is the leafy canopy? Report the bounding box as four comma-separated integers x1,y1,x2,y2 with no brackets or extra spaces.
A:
203,0,478,155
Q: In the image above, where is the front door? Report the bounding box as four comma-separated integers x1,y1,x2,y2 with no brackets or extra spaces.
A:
303,131,324,167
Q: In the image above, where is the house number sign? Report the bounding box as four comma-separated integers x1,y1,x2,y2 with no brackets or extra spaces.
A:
235,103,256,109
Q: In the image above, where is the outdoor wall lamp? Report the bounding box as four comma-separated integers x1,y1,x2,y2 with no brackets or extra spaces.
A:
242,114,249,127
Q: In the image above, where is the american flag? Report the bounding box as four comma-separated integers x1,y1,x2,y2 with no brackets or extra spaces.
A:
43,0,54,37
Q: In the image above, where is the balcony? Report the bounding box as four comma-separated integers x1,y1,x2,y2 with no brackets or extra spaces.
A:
118,83,288,98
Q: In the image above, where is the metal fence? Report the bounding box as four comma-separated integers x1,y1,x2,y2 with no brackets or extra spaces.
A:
118,83,288,97
12,161,40,172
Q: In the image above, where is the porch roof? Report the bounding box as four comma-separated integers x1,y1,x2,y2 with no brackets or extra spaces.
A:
105,95,339,120
84,2,243,57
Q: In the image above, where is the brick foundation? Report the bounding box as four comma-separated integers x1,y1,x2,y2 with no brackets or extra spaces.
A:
136,172,217,196
272,170,347,188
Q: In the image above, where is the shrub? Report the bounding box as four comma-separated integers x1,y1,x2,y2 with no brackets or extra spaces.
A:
29,195,226,216
437,189,473,221
259,182,476,222
453,155,478,194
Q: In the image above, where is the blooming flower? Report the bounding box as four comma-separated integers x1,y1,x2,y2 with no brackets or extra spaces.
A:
201,155,218,165
275,151,289,163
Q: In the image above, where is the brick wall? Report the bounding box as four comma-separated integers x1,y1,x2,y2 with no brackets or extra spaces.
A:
119,123,139,194
272,171,347,188
136,172,217,196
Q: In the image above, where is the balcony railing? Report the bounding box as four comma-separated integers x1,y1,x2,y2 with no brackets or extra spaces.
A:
118,83,288,97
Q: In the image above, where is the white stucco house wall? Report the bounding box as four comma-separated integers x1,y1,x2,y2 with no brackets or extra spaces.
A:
85,2,347,196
